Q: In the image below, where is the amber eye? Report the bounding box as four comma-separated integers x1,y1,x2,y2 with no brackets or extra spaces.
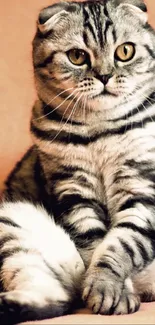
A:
115,43,135,62
67,49,88,66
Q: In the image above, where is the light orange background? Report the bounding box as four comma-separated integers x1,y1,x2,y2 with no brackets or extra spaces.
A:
0,0,155,190
0,2,155,323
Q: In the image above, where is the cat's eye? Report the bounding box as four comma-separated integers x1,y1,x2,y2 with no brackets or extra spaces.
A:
115,43,135,62
67,49,88,66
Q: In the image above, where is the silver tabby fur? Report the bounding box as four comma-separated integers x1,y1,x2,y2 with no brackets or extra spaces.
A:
0,0,155,323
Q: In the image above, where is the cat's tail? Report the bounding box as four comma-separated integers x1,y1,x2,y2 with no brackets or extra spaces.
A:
0,201,85,324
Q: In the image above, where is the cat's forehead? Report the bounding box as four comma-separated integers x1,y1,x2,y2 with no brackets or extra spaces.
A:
81,2,144,41
47,2,142,47
35,0,148,58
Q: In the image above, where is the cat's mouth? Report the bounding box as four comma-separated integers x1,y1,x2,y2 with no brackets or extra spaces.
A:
85,86,120,100
101,88,118,97
89,88,118,100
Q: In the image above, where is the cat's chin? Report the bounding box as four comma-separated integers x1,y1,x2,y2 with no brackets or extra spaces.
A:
89,92,122,111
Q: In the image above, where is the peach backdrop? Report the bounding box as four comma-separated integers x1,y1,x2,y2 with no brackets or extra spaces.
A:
0,0,155,190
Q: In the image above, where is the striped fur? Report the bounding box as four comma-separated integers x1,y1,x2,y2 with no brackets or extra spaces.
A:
1,0,155,322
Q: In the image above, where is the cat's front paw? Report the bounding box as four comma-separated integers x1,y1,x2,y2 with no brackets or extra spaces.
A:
114,290,140,315
82,268,140,315
82,266,123,315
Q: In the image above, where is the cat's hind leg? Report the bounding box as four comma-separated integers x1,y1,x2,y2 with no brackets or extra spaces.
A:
0,201,85,324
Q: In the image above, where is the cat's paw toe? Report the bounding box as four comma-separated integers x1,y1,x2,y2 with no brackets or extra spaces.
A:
114,291,140,315
82,267,123,315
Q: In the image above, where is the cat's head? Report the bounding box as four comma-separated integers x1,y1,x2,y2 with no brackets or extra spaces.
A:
33,0,155,116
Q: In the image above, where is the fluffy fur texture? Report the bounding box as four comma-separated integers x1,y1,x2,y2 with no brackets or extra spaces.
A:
1,0,155,323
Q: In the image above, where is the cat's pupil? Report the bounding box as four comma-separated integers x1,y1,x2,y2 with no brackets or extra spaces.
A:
75,51,80,59
124,46,128,56
75,50,83,59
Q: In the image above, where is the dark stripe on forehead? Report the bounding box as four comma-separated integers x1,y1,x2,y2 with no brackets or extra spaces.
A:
83,7,98,44
83,31,89,47
89,3,104,48
89,3,99,30
85,2,113,49
112,28,117,43
87,22,98,44
103,2,113,43
104,19,113,42
97,5,104,48
103,1,109,18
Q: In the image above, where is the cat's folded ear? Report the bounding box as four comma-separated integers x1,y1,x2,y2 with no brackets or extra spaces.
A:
38,2,78,34
116,0,148,23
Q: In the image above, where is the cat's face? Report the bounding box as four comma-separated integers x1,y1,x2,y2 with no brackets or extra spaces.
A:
33,1,155,114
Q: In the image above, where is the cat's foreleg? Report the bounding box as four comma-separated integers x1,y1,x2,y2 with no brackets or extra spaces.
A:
82,202,155,314
54,190,109,267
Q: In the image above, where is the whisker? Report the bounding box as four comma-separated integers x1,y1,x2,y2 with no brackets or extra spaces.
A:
136,104,144,128
138,94,155,123
49,92,83,144
69,93,84,136
33,88,77,121
123,93,134,133
84,95,87,123
59,92,80,125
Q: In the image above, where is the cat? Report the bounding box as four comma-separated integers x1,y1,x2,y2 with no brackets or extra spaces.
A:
0,0,155,323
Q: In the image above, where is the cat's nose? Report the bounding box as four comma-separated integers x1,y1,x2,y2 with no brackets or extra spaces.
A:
101,74,112,85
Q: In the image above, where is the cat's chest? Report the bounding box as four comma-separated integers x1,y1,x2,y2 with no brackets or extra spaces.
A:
59,124,155,176
91,126,155,170
45,124,155,198
91,125,155,190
